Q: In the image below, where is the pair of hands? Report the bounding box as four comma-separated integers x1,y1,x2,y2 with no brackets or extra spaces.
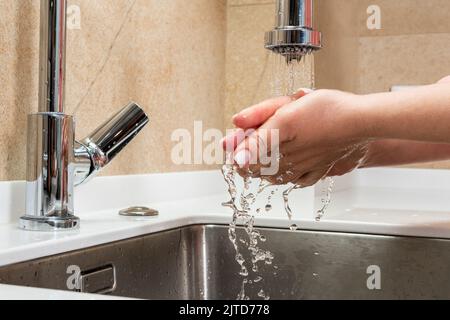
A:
222,89,370,187
222,76,450,187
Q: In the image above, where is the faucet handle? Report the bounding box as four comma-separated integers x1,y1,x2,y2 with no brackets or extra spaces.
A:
76,102,149,184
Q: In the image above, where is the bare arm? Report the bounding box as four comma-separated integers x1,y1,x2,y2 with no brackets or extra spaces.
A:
327,140,450,177
224,77,450,186
362,140,450,168
358,82,450,143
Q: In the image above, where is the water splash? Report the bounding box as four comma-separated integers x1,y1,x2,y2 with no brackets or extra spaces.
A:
222,50,335,300
221,162,275,300
316,177,335,221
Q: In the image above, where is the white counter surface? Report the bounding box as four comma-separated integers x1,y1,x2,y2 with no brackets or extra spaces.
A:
0,284,126,300
0,168,449,299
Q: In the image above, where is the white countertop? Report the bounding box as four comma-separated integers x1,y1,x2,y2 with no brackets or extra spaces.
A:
0,284,127,300
0,168,450,299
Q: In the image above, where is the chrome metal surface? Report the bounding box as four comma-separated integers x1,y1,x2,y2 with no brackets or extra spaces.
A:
80,265,116,294
21,113,78,230
2,225,450,299
21,1,149,231
39,0,67,113
265,0,322,61
276,0,314,29
73,142,92,186
119,207,159,217
80,102,149,182
19,215,80,232
265,29,321,52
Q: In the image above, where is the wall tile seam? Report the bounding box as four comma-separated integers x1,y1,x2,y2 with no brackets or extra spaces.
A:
358,31,450,39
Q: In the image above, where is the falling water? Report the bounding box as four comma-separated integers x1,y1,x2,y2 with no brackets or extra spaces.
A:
222,161,274,300
222,51,335,300
272,51,335,224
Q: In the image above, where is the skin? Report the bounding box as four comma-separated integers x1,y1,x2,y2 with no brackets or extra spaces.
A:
223,76,450,187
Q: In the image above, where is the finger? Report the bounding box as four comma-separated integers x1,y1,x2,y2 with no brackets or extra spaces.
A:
278,147,335,173
233,97,291,130
327,161,356,177
437,75,450,84
221,128,247,152
296,169,330,188
233,116,286,169
262,166,305,185
327,152,363,177
232,89,311,129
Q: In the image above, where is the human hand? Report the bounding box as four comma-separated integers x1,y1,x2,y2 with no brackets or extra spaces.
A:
224,89,371,187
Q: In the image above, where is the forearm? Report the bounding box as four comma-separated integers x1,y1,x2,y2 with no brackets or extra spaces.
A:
361,139,450,168
357,82,450,143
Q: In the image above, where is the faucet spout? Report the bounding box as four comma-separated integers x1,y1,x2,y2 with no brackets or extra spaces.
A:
265,0,322,62
75,102,149,186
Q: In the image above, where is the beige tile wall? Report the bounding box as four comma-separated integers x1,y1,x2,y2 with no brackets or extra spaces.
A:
224,0,313,129
224,0,276,128
2,0,450,182
0,0,226,181
227,0,450,169
315,0,450,168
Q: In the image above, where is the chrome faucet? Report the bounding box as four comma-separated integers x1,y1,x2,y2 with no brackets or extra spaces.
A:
265,0,322,63
19,0,149,231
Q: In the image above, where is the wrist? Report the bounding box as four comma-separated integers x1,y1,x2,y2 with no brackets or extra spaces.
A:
349,92,390,141
343,93,379,142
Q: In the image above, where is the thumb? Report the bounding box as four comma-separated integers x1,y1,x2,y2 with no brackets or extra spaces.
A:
233,88,313,129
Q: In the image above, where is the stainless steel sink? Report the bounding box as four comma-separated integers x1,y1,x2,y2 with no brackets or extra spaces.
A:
1,224,450,299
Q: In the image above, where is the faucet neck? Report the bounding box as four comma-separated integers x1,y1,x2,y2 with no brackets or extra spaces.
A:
276,0,314,30
38,0,67,113
20,1,149,232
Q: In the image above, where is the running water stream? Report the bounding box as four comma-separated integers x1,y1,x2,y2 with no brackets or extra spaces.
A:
222,52,334,300
222,161,273,300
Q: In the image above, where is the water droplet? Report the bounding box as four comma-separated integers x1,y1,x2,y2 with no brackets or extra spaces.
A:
258,289,270,300
239,266,249,277
220,151,332,300
290,224,298,231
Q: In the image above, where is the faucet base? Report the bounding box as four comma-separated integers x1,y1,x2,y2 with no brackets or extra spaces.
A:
19,216,80,232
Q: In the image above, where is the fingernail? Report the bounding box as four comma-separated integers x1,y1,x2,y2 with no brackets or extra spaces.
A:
234,150,251,168
233,112,249,121
296,88,314,94
292,88,314,99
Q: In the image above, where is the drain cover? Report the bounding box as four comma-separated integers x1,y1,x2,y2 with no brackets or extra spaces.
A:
119,206,159,217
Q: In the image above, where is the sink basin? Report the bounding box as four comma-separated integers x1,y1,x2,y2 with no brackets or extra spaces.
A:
0,224,450,299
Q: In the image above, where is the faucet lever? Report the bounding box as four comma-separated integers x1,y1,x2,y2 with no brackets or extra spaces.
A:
76,102,149,185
